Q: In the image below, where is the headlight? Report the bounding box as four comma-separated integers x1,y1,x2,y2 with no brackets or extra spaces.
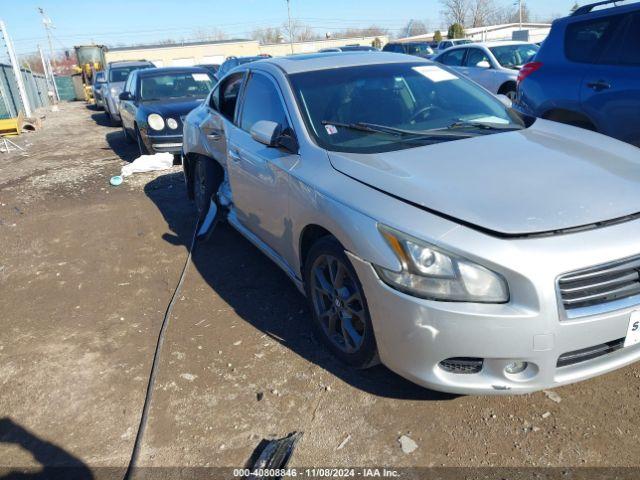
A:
375,224,509,303
166,117,178,130
147,113,165,131
110,86,120,96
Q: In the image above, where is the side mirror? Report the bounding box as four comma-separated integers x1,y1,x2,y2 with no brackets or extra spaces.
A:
497,94,513,108
476,60,491,69
119,92,132,101
250,120,281,147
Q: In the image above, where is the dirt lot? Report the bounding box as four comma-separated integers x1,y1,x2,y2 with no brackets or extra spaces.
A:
1,103,640,478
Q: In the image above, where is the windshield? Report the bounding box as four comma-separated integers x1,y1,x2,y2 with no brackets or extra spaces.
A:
109,66,149,82
490,44,539,68
290,62,524,154
139,72,214,101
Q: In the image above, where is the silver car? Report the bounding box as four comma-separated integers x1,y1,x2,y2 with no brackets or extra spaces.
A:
92,71,107,109
434,41,539,100
102,60,154,125
182,52,640,395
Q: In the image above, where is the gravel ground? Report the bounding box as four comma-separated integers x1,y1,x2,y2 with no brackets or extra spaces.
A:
1,103,639,478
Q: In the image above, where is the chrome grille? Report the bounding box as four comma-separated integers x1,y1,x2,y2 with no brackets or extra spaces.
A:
558,256,640,312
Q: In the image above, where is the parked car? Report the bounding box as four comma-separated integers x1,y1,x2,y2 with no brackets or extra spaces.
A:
515,0,640,146
319,45,378,53
92,71,107,109
182,52,640,395
382,41,434,58
103,60,155,125
119,66,215,157
196,63,220,81
434,41,539,99
217,55,270,79
436,38,472,52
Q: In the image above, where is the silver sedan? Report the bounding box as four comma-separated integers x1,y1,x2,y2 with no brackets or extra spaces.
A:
433,41,539,99
182,52,640,395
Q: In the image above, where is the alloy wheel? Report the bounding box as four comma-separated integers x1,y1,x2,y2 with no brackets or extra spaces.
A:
309,254,366,353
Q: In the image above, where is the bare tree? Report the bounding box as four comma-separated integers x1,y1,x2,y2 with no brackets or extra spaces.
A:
468,0,497,27
338,25,391,39
251,27,283,44
402,20,430,37
282,20,318,43
192,27,228,41
440,0,470,26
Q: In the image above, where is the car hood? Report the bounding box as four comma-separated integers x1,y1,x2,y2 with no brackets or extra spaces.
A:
140,97,204,117
327,119,640,236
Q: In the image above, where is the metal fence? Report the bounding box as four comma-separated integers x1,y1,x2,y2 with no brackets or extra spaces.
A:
0,63,52,119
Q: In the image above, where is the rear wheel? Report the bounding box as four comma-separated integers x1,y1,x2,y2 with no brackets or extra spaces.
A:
304,236,378,368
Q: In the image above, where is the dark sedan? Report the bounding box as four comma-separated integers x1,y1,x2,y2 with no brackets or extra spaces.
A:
119,67,215,157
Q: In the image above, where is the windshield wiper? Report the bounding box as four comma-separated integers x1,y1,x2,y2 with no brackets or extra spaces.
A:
445,120,522,131
321,120,475,138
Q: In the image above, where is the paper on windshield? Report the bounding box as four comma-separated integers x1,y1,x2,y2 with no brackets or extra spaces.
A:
412,66,457,83
192,73,210,82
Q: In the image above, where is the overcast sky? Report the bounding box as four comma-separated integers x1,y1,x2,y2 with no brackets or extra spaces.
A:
6,0,582,59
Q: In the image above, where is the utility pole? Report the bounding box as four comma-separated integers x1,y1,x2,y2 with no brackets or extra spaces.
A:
286,0,294,55
38,7,56,64
0,20,32,118
519,0,523,30
37,8,59,105
39,45,59,105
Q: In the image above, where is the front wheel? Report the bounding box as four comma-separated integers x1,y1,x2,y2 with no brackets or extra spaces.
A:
122,125,134,144
193,157,217,220
135,126,149,156
304,236,379,368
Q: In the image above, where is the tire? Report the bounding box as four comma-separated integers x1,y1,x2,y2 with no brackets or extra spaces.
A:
498,83,517,101
193,157,217,220
122,125,134,144
135,125,149,156
304,236,379,369
504,89,517,101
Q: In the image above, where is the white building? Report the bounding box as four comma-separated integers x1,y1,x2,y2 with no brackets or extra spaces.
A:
398,23,551,44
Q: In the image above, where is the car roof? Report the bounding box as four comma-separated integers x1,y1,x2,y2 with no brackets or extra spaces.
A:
444,40,532,50
108,61,153,68
258,52,429,74
136,66,211,77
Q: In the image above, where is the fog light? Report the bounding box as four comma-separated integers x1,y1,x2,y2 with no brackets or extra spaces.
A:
505,361,528,374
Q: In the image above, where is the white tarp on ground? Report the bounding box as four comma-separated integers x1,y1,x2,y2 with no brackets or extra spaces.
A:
121,152,174,177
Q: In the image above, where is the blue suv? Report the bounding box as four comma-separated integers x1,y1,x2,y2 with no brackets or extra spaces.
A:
515,0,640,147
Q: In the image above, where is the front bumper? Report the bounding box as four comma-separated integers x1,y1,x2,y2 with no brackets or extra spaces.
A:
146,134,183,155
348,253,640,395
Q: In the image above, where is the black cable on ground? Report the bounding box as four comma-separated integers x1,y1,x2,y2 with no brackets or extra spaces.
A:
123,217,201,480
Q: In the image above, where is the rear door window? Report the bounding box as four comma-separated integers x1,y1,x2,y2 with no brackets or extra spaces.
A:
565,14,625,63
219,72,245,122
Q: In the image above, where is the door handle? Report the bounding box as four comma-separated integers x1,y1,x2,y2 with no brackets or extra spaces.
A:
228,148,241,162
206,133,221,141
587,80,611,91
